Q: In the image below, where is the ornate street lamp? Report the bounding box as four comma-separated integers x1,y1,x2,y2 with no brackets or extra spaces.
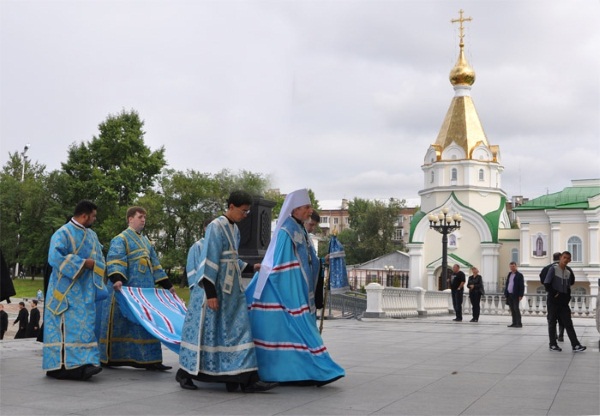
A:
428,207,462,290
384,265,394,287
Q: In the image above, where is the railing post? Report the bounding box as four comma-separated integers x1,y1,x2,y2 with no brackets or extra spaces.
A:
415,287,427,317
363,283,386,318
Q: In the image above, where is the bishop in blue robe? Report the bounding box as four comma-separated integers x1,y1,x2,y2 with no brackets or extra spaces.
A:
246,189,345,386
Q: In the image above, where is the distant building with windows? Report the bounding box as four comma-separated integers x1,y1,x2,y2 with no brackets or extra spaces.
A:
318,199,350,236
512,179,600,298
318,200,419,244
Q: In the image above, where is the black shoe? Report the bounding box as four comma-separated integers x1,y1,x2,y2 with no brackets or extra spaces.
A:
549,344,562,352
242,380,278,393
572,345,586,353
557,336,564,342
514,324,523,328
180,377,197,390
469,319,478,322
176,369,198,390
82,365,103,380
452,318,462,322
146,363,172,371
226,382,240,392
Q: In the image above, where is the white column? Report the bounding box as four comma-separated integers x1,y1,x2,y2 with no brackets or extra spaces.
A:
407,243,425,289
481,243,502,291
550,222,561,254
587,221,599,266
520,223,531,266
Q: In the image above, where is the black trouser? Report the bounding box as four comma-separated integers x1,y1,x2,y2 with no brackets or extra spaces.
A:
469,292,481,320
506,294,521,325
547,297,580,347
451,289,463,320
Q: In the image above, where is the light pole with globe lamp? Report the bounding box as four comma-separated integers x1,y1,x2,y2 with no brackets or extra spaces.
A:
428,208,462,290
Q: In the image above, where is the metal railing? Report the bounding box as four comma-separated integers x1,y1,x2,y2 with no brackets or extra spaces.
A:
326,292,367,319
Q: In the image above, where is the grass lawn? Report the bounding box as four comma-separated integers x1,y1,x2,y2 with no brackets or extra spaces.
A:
12,278,191,304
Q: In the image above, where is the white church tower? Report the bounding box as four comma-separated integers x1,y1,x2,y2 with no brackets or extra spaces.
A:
408,10,512,291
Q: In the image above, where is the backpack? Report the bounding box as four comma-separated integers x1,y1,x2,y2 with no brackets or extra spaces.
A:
539,263,553,284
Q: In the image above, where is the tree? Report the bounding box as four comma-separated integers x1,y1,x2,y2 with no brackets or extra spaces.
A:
337,197,405,264
0,153,61,274
138,168,271,282
59,109,166,245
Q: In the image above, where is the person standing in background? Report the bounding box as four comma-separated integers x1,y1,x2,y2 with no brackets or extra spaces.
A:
450,264,466,322
26,299,40,338
467,267,484,322
13,301,28,339
504,262,524,328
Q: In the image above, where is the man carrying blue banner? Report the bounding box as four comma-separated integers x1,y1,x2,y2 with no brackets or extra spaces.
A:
99,206,175,371
43,200,106,381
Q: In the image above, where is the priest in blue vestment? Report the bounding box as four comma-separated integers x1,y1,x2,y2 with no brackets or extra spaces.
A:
177,191,277,393
43,200,106,381
99,206,175,371
246,189,345,386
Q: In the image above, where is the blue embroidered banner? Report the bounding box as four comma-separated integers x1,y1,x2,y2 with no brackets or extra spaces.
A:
328,236,349,294
115,287,187,353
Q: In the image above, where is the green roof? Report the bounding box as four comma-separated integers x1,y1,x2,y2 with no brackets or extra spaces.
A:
514,186,600,210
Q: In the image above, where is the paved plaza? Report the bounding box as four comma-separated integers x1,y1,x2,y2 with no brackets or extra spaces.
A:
1,300,599,416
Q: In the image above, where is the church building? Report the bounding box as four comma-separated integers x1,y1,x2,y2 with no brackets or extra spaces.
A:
407,11,519,292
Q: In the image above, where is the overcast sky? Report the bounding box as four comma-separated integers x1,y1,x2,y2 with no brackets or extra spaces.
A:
1,0,599,206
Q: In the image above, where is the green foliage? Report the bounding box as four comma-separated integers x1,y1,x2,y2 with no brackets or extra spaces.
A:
339,197,406,264
0,153,62,270
58,109,167,245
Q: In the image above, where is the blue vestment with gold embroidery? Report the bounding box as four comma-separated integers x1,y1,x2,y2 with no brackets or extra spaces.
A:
43,220,106,370
99,227,168,365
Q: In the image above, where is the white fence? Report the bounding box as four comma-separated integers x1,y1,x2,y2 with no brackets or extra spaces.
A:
364,283,598,319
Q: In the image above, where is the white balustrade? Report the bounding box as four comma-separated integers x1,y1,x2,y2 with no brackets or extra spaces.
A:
365,285,597,319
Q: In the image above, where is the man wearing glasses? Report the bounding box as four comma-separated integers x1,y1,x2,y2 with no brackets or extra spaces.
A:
177,191,276,392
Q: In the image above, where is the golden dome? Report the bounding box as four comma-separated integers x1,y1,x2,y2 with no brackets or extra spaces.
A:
449,47,475,86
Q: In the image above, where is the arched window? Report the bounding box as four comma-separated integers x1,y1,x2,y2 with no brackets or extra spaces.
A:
430,170,434,183
451,168,457,181
511,248,519,264
478,169,484,181
567,236,582,262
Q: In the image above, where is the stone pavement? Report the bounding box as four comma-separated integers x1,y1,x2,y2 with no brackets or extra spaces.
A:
1,307,598,416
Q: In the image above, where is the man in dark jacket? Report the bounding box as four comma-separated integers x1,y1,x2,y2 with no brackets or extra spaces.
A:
544,251,586,352
450,264,466,322
13,301,29,338
540,252,575,342
27,300,40,338
504,262,524,328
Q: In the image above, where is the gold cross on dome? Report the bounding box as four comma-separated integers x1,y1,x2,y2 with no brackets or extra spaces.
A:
451,9,473,47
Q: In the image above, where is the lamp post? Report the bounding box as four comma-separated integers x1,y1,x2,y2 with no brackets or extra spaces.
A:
384,265,394,287
428,207,462,290
14,144,30,279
